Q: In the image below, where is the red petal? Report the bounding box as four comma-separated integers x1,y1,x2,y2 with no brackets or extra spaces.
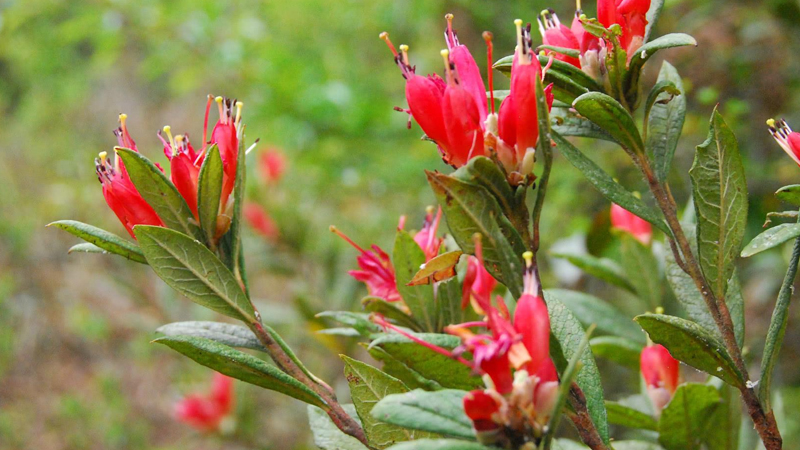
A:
513,293,550,377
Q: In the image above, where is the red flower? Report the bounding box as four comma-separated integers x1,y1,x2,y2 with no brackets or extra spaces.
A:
243,203,279,242
610,203,652,244
538,10,581,68
768,118,800,166
331,226,402,303
462,255,498,312
463,390,502,432
514,292,551,377
413,206,444,262
640,344,680,412
175,373,235,433
258,149,287,184
159,96,242,237
380,14,487,168
95,114,164,238
598,0,651,56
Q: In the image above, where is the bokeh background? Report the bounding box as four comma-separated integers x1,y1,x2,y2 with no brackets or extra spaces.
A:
3,0,800,448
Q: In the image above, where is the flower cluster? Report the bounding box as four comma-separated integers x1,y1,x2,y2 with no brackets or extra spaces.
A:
374,248,558,446
382,15,554,182
95,96,243,239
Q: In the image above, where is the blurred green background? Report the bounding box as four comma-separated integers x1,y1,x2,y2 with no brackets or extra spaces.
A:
3,0,800,448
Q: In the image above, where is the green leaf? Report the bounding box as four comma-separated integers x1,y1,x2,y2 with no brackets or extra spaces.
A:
393,230,436,331
550,106,615,142
553,132,669,234
690,108,748,301
544,291,609,443
366,345,444,391
643,0,665,43
67,242,107,255
452,157,527,243
342,356,430,448
426,171,526,298
371,389,473,440
386,440,493,450
703,382,741,450
619,233,662,310
627,34,697,85
154,335,324,406
115,148,201,239
541,325,595,450
609,441,666,450
740,223,800,257
759,225,800,411
646,62,686,182
370,333,484,391
538,44,580,58
362,297,424,332
48,220,146,264
545,289,643,343
197,144,223,246
134,225,256,322
572,92,644,156
433,277,475,333
308,404,369,450
551,252,635,293
634,314,743,387
318,311,380,337
590,336,643,369
156,321,265,351
604,401,658,431
776,184,800,206
657,383,721,450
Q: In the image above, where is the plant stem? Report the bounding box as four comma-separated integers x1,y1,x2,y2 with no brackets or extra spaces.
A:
567,383,610,450
636,156,782,449
250,322,371,447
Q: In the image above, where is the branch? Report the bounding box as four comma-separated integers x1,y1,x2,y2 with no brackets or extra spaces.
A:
568,383,610,450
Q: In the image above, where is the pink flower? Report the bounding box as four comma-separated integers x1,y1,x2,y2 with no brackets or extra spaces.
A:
598,0,651,56
175,373,235,433
331,226,402,303
767,118,800,166
243,203,279,242
640,344,680,413
413,207,444,262
462,255,498,312
610,203,653,244
258,149,287,184
95,114,164,238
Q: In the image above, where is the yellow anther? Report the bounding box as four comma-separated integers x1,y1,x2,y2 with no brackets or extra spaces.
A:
215,96,223,104
399,44,410,66
162,125,176,154
767,118,776,128
425,205,434,214
99,151,108,165
445,13,454,22
514,19,524,62
175,134,184,142
379,31,389,41
329,225,338,233
539,50,547,56
655,306,665,315
577,0,582,10
440,49,452,81
235,101,243,126
399,44,408,52
522,251,534,267
118,113,128,123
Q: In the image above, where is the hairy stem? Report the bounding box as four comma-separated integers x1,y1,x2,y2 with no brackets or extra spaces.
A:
250,322,371,447
637,156,782,449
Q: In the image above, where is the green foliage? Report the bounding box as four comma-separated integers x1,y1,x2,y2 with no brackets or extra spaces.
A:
646,62,686,182
741,223,800,257
197,144,223,246
371,389,474,440
308,405,369,450
775,184,800,206
156,321,265,351
341,356,429,448
572,92,645,156
604,401,658,431
690,108,748,301
154,335,325,407
48,220,146,263
134,225,256,322
393,230,436,331
550,252,636,293
635,313,743,387
657,383,721,450
544,291,609,444
545,289,643,343
619,233,662,310
589,336,643,369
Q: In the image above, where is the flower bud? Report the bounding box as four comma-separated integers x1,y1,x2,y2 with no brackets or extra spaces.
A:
513,293,551,376
640,344,680,413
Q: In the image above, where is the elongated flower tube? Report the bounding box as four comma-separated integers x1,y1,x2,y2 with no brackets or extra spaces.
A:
95,114,164,238
175,373,235,433
331,226,402,303
610,203,652,244
767,118,800,166
640,344,680,413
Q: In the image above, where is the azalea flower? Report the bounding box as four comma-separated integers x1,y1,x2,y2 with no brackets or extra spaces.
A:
331,226,402,303
243,203,280,242
413,206,444,262
258,149,287,184
610,203,652,244
95,114,164,238
640,344,680,414
175,373,235,433
598,0,651,57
